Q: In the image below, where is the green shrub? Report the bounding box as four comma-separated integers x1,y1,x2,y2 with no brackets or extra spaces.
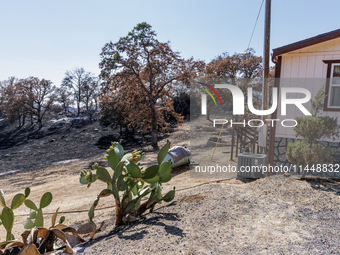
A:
286,140,335,169
286,86,340,178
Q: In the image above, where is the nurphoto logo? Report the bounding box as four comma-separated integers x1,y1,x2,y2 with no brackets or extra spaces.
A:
199,82,312,128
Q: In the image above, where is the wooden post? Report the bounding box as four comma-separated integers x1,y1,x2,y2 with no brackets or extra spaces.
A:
230,127,235,161
236,130,239,158
252,129,256,153
263,0,272,176
263,0,271,110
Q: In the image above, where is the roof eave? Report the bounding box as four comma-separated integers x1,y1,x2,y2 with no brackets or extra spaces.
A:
272,28,340,59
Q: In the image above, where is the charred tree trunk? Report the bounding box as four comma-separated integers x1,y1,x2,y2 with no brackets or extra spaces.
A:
125,125,130,136
77,86,81,116
150,101,158,149
37,105,42,130
0,97,3,117
63,103,68,114
151,130,158,149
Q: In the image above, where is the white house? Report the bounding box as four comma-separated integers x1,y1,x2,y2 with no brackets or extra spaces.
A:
268,29,340,176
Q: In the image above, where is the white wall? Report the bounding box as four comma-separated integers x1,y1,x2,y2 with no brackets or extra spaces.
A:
275,37,340,142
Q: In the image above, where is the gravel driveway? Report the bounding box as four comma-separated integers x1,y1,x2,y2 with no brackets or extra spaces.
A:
74,176,340,255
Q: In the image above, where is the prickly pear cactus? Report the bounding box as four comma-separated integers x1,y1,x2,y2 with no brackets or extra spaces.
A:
24,191,53,229
0,187,30,241
80,140,176,226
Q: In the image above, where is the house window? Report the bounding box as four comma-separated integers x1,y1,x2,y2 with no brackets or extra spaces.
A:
328,64,340,107
323,60,340,111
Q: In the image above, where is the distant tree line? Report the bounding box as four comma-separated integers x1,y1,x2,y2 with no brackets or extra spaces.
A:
0,22,270,148
0,68,99,129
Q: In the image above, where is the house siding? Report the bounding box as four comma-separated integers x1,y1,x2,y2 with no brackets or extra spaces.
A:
272,37,340,176
275,37,340,143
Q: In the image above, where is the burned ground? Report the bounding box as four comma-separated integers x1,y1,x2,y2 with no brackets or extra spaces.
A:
0,117,173,175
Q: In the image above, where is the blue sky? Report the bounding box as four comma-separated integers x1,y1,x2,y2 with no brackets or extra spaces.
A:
1,0,339,86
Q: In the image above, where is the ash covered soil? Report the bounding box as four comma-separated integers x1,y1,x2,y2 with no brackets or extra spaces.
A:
0,117,173,175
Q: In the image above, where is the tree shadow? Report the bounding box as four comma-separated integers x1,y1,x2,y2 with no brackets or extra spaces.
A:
95,134,120,149
0,119,8,132
236,178,257,183
306,178,340,196
81,225,149,248
116,229,149,241
0,123,35,149
171,165,190,177
81,209,183,250
142,212,185,238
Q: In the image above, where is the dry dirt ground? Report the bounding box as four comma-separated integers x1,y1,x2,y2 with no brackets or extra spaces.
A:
189,114,238,179
1,121,340,254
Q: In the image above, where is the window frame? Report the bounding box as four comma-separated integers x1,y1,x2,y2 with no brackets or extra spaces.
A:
323,60,340,111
